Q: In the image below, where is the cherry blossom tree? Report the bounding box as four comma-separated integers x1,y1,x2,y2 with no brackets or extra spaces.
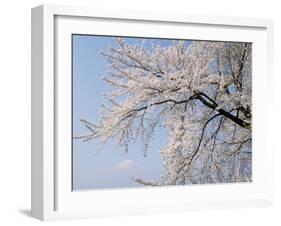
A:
76,38,252,185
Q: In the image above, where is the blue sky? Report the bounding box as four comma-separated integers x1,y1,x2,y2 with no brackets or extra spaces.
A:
72,35,189,190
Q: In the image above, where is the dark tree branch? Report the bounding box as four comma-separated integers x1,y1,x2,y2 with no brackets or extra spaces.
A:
227,138,252,157
175,113,222,182
196,92,251,128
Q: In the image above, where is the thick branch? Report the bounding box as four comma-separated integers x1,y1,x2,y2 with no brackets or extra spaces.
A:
196,92,251,128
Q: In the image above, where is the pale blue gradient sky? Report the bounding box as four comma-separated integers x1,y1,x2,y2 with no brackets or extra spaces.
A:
72,35,191,190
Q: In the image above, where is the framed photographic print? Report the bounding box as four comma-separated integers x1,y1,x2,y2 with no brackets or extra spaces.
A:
31,4,274,221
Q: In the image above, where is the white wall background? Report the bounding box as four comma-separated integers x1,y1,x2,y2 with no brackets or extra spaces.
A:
0,0,280,225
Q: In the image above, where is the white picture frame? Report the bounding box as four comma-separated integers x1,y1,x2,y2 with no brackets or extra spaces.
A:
31,4,274,221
